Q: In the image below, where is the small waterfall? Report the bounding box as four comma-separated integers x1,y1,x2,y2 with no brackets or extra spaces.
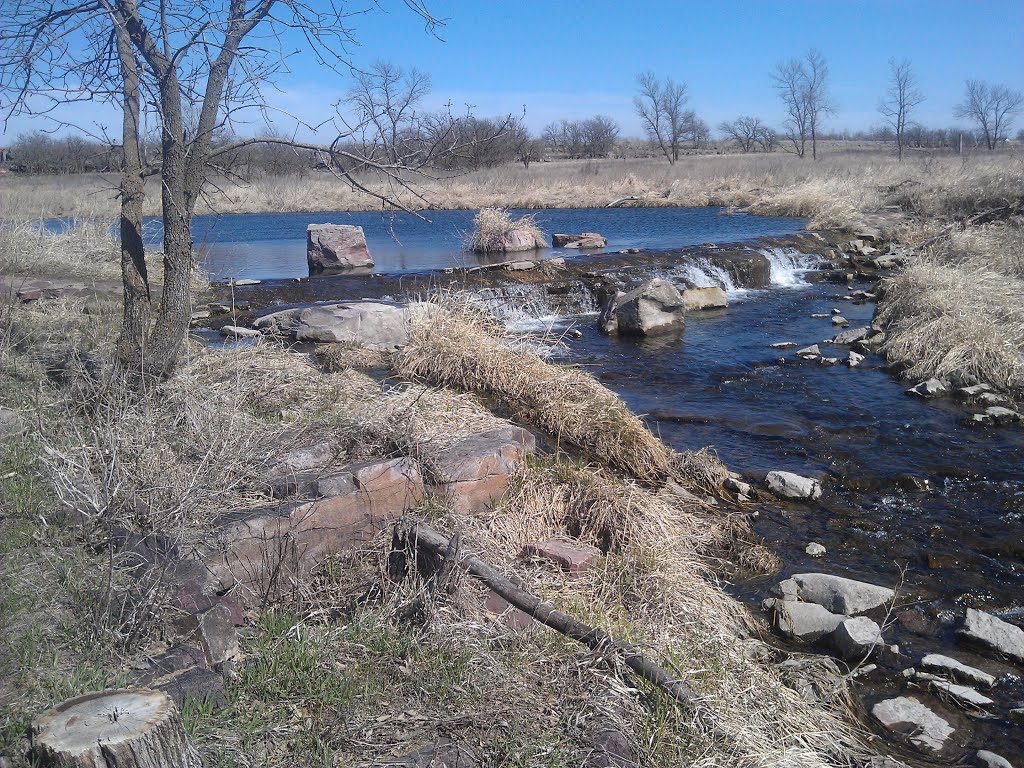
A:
761,247,822,287
674,258,740,294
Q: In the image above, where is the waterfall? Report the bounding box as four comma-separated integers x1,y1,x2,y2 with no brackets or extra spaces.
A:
761,247,822,288
672,258,741,295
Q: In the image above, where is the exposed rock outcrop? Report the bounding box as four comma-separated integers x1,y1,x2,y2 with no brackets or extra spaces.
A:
307,223,373,272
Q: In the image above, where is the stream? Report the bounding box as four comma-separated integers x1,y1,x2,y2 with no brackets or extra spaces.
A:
203,207,1023,762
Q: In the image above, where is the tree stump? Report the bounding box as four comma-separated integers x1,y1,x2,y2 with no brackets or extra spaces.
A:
31,688,202,768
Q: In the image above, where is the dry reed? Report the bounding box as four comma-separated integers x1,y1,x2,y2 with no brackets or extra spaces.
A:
467,207,547,252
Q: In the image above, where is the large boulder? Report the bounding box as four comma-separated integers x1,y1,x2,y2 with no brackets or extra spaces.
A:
599,278,685,337
682,286,728,311
295,302,408,350
872,697,954,754
958,608,1024,663
764,598,844,642
777,573,895,614
307,223,373,272
831,616,884,660
552,232,607,249
490,228,547,252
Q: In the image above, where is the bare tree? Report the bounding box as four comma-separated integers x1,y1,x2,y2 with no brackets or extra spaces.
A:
633,72,689,163
878,58,925,161
719,116,766,152
955,80,1024,150
771,49,835,159
542,116,618,158
2,3,505,376
344,61,432,166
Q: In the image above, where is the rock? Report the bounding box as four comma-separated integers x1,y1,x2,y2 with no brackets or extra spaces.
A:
379,737,478,768
219,325,261,339
775,656,843,702
958,608,1024,663
832,616,884,660
769,341,798,349
158,666,227,709
307,223,373,271
848,352,865,367
872,696,954,754
819,357,839,366
0,406,27,442
251,307,304,334
765,470,822,500
190,310,210,321
295,302,408,350
957,383,994,399
778,573,895,614
707,249,771,288
831,316,849,327
920,653,995,688
796,344,821,359
552,232,607,249
907,378,948,398
432,427,536,513
1009,707,1024,725
976,751,1014,768
833,326,871,345
983,406,1023,425
523,540,601,574
724,477,752,496
913,672,994,709
230,278,261,286
765,599,845,642
598,278,685,337
265,441,337,492
682,286,728,311
501,260,539,271
197,604,238,667
811,313,830,318
805,542,826,557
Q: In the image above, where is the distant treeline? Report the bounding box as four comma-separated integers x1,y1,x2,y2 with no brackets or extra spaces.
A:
4,122,1020,177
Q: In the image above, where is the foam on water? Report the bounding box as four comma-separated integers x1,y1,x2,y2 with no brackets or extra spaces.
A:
761,247,822,288
677,258,741,293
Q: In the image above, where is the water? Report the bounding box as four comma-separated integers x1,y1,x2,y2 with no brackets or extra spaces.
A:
178,207,804,280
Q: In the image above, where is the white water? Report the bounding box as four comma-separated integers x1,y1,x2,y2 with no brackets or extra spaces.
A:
761,247,822,288
676,258,741,294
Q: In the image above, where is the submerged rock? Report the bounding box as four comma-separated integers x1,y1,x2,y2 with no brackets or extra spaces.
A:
848,351,865,367
796,344,821,360
871,696,954,754
912,671,994,709
307,223,373,272
598,278,685,337
765,470,822,500
907,378,949,398
958,608,1024,663
777,573,895,614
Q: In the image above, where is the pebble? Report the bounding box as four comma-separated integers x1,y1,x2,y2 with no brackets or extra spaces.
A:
805,542,826,557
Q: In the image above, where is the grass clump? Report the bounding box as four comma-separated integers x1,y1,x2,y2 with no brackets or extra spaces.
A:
877,223,1024,394
468,207,547,252
0,217,121,281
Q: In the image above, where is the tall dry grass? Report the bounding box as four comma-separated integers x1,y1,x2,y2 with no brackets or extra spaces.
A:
4,148,1022,232
877,224,1024,394
0,216,121,280
467,207,546,252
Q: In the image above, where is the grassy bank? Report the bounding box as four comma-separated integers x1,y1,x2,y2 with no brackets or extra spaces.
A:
0,281,874,766
3,149,1022,232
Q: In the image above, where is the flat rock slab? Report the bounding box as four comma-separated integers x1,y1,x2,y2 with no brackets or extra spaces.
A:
682,286,728,311
912,672,994,709
523,540,601,574
920,653,995,688
158,666,227,709
778,572,894,615
958,608,1024,664
209,457,423,599
295,302,408,350
872,696,954,754
765,598,845,642
432,427,535,513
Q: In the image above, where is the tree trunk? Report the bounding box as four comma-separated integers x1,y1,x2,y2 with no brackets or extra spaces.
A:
32,688,202,768
114,27,151,370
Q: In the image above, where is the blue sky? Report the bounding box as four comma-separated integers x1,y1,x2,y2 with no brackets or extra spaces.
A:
3,0,1023,143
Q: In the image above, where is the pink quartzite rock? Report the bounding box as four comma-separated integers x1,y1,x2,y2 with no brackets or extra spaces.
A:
431,427,536,513
306,223,373,272
523,540,601,573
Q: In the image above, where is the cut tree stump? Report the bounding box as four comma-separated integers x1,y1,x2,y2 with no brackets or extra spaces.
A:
31,688,201,768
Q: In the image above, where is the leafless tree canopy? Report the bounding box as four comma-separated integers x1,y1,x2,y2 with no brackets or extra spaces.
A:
878,57,925,161
542,116,619,158
718,116,773,153
955,79,1024,151
633,72,691,163
770,49,835,160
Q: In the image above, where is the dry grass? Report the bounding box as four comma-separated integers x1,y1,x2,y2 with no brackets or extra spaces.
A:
877,223,1024,394
4,148,1022,234
467,207,547,252
0,216,121,281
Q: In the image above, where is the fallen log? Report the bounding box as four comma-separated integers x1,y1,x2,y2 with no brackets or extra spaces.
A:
32,688,201,768
396,520,714,718
606,195,640,208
